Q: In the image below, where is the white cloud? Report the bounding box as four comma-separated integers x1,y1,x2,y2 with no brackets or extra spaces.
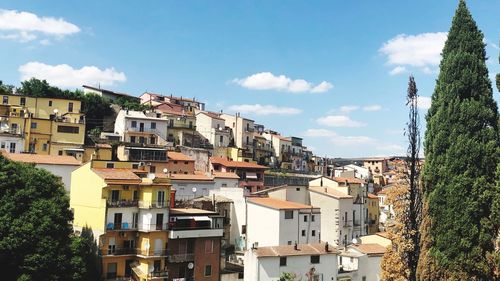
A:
316,115,365,127
339,105,359,113
227,104,302,116
233,72,333,93
389,66,407,76
0,9,80,43
39,39,51,45
380,32,447,74
19,61,127,88
362,105,382,111
417,96,432,110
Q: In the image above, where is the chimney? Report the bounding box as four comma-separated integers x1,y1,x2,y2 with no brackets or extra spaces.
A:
294,242,298,250
325,242,330,252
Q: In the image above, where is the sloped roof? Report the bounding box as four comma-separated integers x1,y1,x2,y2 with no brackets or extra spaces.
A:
254,243,339,257
169,173,213,181
248,197,316,210
170,208,217,215
92,168,141,181
193,195,233,203
168,151,194,161
210,157,268,169
331,177,366,184
309,186,353,199
212,172,240,179
199,111,224,121
367,193,378,199
2,151,81,166
350,243,386,256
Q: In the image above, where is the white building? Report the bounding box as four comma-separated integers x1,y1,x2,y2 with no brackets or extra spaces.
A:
2,151,80,192
334,164,371,180
213,171,240,189
244,242,339,281
309,186,355,247
170,173,215,201
338,243,386,281
195,111,231,147
114,110,169,145
246,197,321,248
220,113,254,151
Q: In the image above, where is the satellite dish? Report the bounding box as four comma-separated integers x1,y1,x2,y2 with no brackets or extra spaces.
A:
53,109,59,114
192,187,197,193
163,168,168,174
352,238,361,245
187,262,194,269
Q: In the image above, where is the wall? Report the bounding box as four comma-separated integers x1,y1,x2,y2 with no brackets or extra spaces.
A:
246,202,280,248
172,180,216,201
179,146,210,172
36,163,79,193
0,136,24,153
210,187,246,250
194,237,221,281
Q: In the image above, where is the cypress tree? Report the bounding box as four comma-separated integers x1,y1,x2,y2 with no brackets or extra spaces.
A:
418,1,499,280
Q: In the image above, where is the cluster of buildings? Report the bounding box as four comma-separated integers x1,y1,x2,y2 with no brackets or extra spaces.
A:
1,87,400,281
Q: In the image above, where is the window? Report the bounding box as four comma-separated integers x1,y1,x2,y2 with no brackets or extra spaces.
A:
9,142,16,153
48,100,52,106
106,262,117,279
312,230,316,236
58,150,63,156
204,265,212,277
189,121,193,128
296,187,300,191
311,215,315,222
20,97,26,106
173,161,178,164
150,166,156,173
205,240,214,253
132,164,139,169
221,183,227,187
68,102,74,112
42,143,48,151
2,96,8,104
0,142,4,149
362,277,366,281
184,161,189,164
310,255,320,264
131,121,137,128
301,230,306,237
150,122,156,129
287,241,292,245
30,122,37,129
219,135,223,144
130,136,136,143
304,215,308,222
106,163,115,168
280,257,287,266
57,126,79,134
284,211,293,219
241,225,246,234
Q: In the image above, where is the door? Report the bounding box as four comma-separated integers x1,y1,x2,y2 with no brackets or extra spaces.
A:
125,259,134,277
156,213,164,230
153,260,161,273
111,190,120,202
157,191,165,207
154,238,163,255
139,122,144,132
114,213,122,230
132,212,138,229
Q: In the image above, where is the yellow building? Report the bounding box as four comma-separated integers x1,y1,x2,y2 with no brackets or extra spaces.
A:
0,94,85,159
367,193,380,234
70,160,171,281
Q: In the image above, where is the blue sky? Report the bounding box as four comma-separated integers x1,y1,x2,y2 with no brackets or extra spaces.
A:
1,0,499,157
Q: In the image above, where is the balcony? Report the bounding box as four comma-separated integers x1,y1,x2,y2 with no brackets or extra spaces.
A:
167,253,195,263
148,270,169,279
105,275,133,281
138,201,169,209
100,247,137,256
0,128,22,136
139,223,168,232
168,123,195,130
169,228,223,239
106,222,137,231
107,200,138,208
136,248,168,257
126,127,162,134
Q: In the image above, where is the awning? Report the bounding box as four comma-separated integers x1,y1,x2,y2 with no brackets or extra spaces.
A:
127,147,167,151
175,216,211,221
63,148,84,151
246,172,257,179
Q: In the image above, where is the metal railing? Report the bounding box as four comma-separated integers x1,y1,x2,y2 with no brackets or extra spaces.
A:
107,200,138,208
101,248,137,256
138,201,169,209
106,222,137,231
167,253,195,263
136,248,168,257
139,223,168,231
148,270,169,278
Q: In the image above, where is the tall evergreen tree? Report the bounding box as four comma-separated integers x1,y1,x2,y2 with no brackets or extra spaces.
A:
417,1,499,280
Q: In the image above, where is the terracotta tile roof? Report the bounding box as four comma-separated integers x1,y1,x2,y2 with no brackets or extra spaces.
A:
376,232,389,239
193,195,233,203
210,157,268,169
95,143,112,149
170,208,218,215
169,173,213,181
248,197,316,210
154,103,185,116
331,177,366,184
213,172,240,179
92,168,141,181
367,193,378,199
2,151,80,166
350,243,386,256
168,151,194,161
254,243,339,257
199,111,224,121
377,189,387,195
309,186,353,199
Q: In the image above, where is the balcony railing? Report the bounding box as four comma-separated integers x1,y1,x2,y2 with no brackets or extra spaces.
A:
148,270,169,278
139,223,168,231
106,222,137,231
107,200,138,208
136,248,168,257
168,123,195,130
138,201,169,209
101,248,137,256
167,253,195,263
105,274,133,281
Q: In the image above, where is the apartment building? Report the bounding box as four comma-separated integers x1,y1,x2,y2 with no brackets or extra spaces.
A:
253,133,274,166
262,131,292,170
338,243,386,281
154,103,205,148
246,197,321,248
0,94,85,158
166,208,223,281
220,113,254,152
363,158,389,175
195,111,231,148
367,194,380,235
169,172,215,202
244,243,339,281
83,85,139,102
210,156,268,193
70,161,171,281
140,93,205,112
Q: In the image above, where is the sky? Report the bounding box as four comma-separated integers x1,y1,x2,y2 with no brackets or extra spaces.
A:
1,0,499,158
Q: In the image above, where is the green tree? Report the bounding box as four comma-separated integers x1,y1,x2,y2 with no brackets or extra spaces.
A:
417,1,499,280
0,81,15,95
0,155,74,280
70,226,101,281
114,96,150,111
